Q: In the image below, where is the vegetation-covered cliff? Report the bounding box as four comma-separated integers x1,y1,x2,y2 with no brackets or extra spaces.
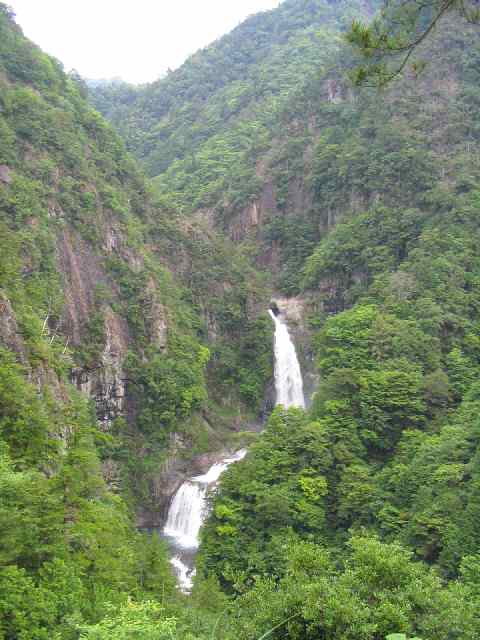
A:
2,0,480,637
0,3,274,636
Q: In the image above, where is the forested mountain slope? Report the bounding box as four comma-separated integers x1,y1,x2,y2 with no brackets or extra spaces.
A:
0,0,275,496
3,0,480,636
90,3,480,297
91,0,480,635
195,10,480,640
89,0,364,178
0,5,274,636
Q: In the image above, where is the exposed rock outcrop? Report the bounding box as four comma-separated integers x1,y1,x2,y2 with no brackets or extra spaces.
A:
146,277,168,350
0,295,27,363
274,296,306,325
57,228,132,427
57,228,107,345
0,164,12,184
73,306,130,428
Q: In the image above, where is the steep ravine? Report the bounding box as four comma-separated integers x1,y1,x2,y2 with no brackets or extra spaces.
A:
140,296,313,532
0,3,276,547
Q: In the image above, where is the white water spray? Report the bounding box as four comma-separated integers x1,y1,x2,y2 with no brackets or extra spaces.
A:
163,449,247,590
170,555,196,592
268,309,305,408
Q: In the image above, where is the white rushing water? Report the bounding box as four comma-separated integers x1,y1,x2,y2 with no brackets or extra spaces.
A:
268,309,305,408
164,306,305,591
163,449,247,590
170,555,196,592
163,482,205,550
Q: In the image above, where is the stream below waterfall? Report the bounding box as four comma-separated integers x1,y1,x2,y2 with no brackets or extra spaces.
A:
162,308,305,591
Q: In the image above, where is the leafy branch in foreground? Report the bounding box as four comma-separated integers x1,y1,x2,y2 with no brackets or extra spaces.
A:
347,0,480,86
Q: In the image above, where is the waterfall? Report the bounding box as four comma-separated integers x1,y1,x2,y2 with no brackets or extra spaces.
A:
163,449,247,590
164,306,305,591
163,482,205,550
164,450,247,550
268,309,305,408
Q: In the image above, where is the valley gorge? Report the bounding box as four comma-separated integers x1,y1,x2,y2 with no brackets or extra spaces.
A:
1,0,480,638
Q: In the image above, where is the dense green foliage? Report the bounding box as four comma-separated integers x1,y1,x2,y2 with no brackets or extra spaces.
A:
217,536,480,639
3,0,480,637
0,347,181,638
91,3,480,297
190,14,480,640
89,0,351,214
0,0,273,504
0,4,271,638
347,0,480,85
0,7,192,635
196,17,480,630
89,0,348,171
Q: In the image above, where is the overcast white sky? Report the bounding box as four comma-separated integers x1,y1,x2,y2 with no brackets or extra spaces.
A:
9,0,282,84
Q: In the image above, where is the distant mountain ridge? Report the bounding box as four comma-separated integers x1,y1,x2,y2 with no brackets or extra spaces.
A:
89,0,367,178
85,77,128,88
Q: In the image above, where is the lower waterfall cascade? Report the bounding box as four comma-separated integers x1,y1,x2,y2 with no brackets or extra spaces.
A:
163,450,247,591
163,307,305,591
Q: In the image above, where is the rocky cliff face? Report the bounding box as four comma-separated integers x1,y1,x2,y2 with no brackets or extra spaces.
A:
55,226,134,427
0,296,27,364
211,74,354,285
72,307,130,427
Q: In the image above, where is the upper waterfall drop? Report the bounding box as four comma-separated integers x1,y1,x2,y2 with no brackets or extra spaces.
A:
269,309,305,409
